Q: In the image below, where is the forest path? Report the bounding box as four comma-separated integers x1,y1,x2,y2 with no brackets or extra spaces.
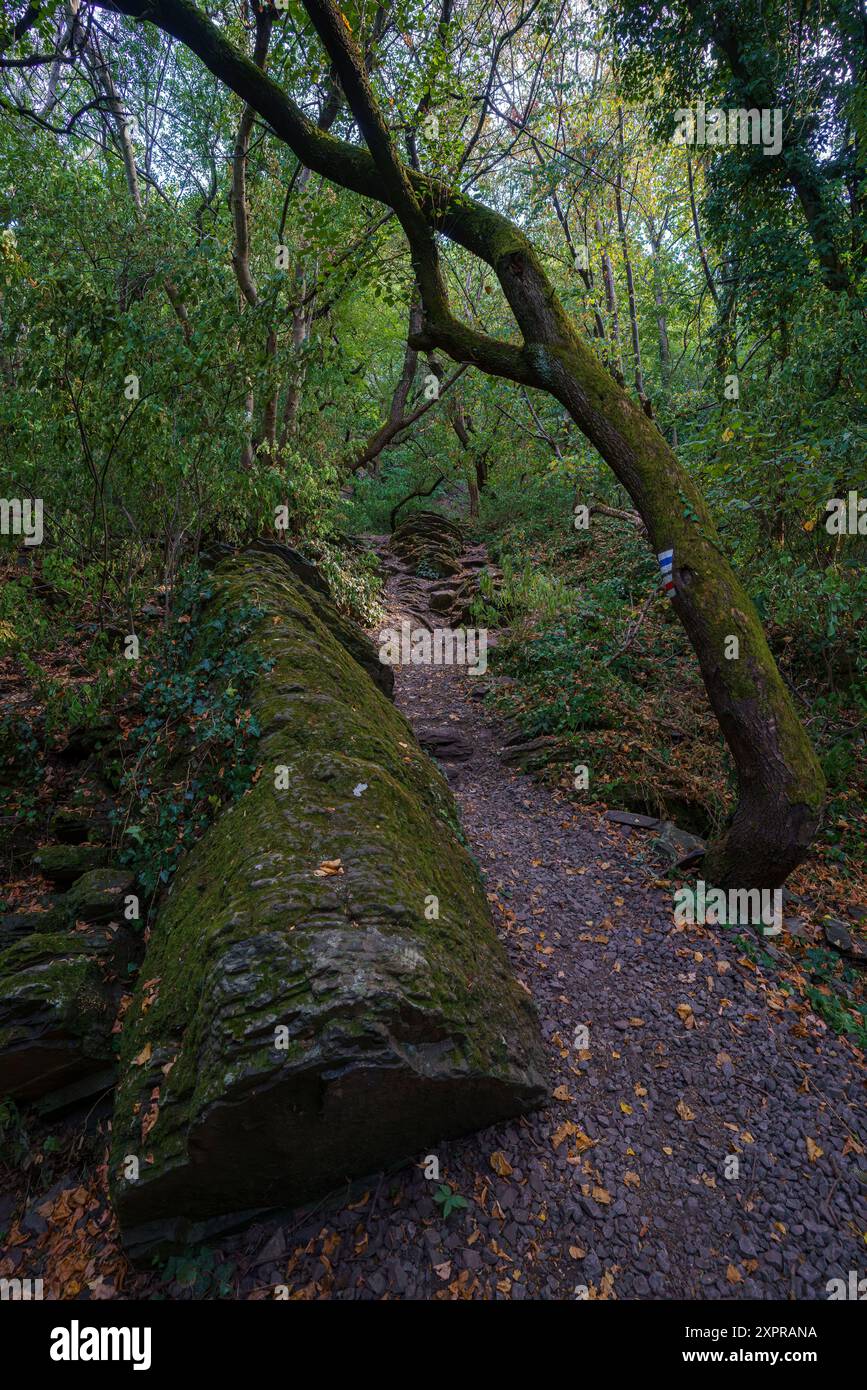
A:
240,533,866,1301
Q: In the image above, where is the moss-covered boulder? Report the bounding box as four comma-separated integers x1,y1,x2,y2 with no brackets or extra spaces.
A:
49,805,112,845
32,842,109,886
47,869,137,930
110,550,545,1254
0,928,127,1100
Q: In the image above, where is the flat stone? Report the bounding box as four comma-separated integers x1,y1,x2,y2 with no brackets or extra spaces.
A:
604,811,660,830
417,728,474,762
32,843,109,887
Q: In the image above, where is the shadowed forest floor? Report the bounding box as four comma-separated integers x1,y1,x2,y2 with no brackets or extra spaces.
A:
1,535,864,1301
208,539,867,1299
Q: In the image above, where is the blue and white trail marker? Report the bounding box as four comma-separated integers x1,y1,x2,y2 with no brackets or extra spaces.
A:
658,548,675,598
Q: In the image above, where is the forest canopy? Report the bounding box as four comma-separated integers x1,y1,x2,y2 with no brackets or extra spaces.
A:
0,0,864,882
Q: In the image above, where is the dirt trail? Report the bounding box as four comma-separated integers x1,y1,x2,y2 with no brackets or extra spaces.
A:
237,535,866,1300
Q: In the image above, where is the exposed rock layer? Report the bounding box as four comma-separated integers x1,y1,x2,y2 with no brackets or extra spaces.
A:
110,550,546,1254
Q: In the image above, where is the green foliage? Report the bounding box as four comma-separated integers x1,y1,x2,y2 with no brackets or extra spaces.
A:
112,564,269,902
309,537,385,627
160,1248,235,1299
0,1098,29,1172
433,1183,469,1220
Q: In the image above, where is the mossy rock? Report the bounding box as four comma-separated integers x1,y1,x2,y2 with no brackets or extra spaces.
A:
49,806,112,845
110,551,546,1255
32,843,110,887
0,929,125,1100
48,869,137,929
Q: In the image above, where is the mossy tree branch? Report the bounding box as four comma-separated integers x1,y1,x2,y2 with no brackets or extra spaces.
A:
93,0,825,887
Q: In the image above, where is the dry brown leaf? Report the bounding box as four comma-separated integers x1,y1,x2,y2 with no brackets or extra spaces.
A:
313,858,344,877
551,1120,579,1149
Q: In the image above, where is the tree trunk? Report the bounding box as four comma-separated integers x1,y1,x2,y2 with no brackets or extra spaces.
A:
615,109,646,403
103,0,826,889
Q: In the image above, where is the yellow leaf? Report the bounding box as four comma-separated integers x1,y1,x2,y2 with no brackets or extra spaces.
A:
133,1043,152,1067
552,1085,574,1102
489,1150,513,1177
806,1137,823,1163
571,1130,596,1155
726,1263,742,1284
619,1101,633,1115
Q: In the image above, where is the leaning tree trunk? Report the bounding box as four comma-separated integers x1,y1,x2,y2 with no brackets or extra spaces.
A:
102,0,826,889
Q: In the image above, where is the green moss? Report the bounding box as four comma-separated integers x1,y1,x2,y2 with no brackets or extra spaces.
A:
0,932,116,1058
32,843,109,884
110,552,545,1234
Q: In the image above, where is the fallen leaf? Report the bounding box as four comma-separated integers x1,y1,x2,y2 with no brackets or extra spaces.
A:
551,1120,579,1149
806,1137,823,1163
313,858,344,877
489,1150,513,1177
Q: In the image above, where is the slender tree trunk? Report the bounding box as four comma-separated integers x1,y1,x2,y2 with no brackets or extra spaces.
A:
82,26,192,342
686,153,720,310
615,109,646,403
595,214,623,380
648,225,677,447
